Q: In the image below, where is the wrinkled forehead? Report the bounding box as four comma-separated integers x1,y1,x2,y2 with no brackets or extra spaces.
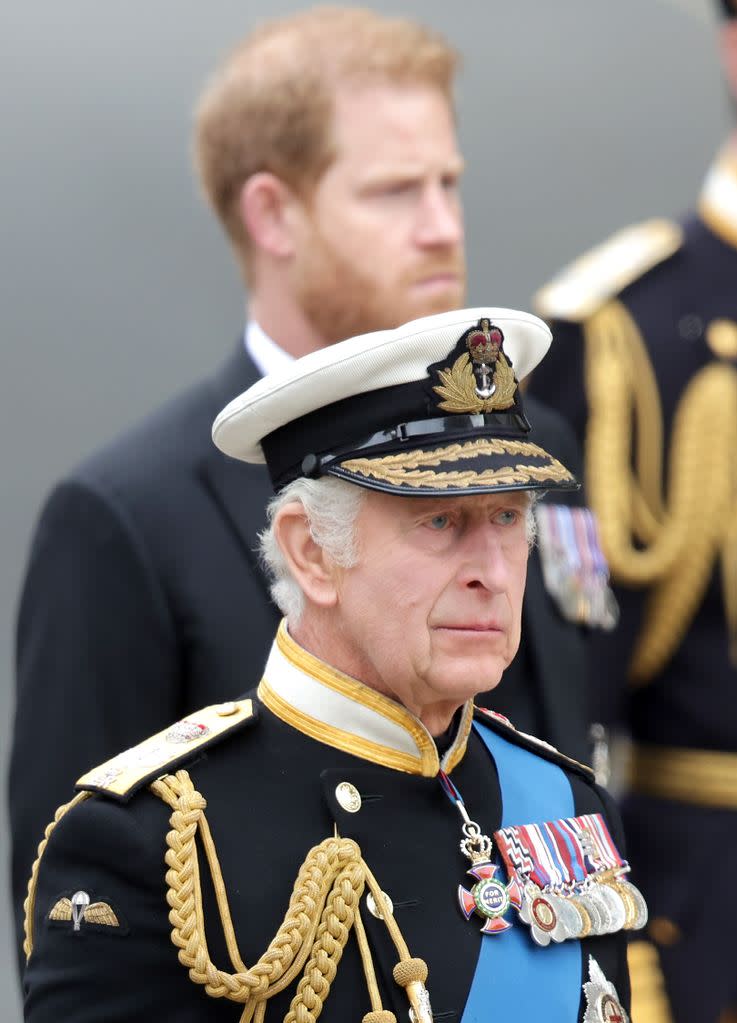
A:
357,486,534,521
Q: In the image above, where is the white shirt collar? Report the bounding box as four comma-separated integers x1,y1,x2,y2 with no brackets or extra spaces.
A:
699,147,737,251
244,321,295,378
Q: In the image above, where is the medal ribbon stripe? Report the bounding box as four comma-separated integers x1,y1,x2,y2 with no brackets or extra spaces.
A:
513,826,551,888
572,511,592,577
568,814,624,873
556,505,582,571
582,510,608,575
495,830,535,881
556,819,589,882
543,821,577,886
587,814,624,870
568,817,600,873
513,827,546,888
528,825,564,888
459,722,580,1023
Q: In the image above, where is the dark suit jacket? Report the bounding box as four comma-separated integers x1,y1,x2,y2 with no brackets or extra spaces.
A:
10,344,590,963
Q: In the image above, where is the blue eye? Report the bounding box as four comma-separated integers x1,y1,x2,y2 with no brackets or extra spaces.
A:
497,510,519,526
429,514,450,530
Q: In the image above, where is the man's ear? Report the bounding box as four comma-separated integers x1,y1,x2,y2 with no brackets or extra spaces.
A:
238,172,302,259
273,502,339,608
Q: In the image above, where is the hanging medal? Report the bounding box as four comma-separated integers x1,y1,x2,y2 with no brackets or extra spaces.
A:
438,767,648,945
494,813,648,942
568,815,648,933
438,771,522,934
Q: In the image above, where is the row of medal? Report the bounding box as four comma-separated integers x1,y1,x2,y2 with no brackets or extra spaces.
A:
516,871,647,946
534,505,619,631
495,813,648,945
453,801,648,945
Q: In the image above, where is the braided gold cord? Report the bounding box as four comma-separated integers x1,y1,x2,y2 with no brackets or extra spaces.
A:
584,303,703,581
23,791,92,959
626,311,667,525
723,510,737,663
150,771,424,1022
629,364,737,682
283,860,364,1023
583,301,737,680
152,771,350,1010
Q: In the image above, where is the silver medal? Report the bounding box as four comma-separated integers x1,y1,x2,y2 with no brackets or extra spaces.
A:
585,884,613,934
555,895,584,941
594,882,627,934
575,891,606,936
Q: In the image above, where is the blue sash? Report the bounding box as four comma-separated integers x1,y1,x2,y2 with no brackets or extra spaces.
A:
460,721,581,1022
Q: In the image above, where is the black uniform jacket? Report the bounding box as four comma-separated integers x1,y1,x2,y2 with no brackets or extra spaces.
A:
528,151,737,1021
529,159,737,743
10,341,591,962
22,630,629,1022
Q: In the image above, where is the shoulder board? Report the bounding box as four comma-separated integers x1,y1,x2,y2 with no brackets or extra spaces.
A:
473,706,594,780
75,699,257,803
534,218,683,323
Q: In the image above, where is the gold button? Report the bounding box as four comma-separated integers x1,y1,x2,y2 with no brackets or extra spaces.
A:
215,701,239,717
366,890,393,920
706,319,737,360
648,916,681,947
335,781,361,813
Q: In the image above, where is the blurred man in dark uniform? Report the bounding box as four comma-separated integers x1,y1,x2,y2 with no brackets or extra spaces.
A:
529,5,737,1021
10,5,606,970
21,309,638,1023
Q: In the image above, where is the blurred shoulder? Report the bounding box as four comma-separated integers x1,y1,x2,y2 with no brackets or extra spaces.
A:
534,218,683,324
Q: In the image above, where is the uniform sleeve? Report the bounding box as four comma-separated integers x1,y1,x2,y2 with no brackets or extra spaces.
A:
22,794,216,1022
10,479,179,966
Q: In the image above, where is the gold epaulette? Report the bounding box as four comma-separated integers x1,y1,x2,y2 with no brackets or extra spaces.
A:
75,699,256,802
534,219,683,323
474,706,594,780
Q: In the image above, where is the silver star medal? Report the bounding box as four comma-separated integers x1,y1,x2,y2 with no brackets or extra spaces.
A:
583,957,629,1023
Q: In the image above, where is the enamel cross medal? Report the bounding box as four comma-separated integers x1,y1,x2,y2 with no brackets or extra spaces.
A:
439,771,522,934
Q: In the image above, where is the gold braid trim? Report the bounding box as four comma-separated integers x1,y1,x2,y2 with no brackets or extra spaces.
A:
23,790,92,959
723,513,737,664
341,439,573,490
150,770,426,1023
583,300,737,682
628,940,674,1023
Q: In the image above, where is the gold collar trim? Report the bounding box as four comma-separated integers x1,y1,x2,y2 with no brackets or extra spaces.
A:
699,148,737,251
257,621,472,777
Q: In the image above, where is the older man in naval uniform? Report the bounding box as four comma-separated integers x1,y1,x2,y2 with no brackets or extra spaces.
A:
22,309,638,1023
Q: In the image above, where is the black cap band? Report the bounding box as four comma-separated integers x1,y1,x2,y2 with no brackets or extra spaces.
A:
262,376,530,490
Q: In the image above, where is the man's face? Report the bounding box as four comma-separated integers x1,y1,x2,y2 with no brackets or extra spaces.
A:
291,83,466,345
323,489,530,732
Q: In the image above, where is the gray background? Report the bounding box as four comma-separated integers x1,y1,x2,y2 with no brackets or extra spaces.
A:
1,0,727,1015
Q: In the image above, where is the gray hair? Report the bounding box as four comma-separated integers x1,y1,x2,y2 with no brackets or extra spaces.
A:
259,476,365,623
259,478,540,623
